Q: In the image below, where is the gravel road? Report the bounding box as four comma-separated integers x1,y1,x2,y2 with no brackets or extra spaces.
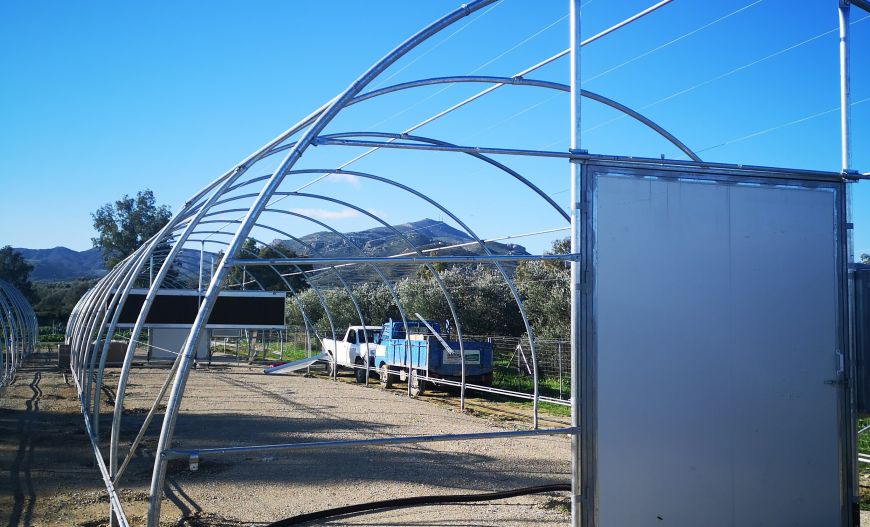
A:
2,354,572,526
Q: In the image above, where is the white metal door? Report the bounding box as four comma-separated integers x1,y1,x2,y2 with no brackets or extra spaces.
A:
591,169,843,526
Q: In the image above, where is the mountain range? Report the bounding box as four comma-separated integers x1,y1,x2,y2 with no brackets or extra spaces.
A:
14,246,106,281
14,219,528,282
274,218,528,282
276,218,527,258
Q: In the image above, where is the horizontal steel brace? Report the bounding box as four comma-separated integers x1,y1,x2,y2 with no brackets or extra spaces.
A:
314,137,573,159
227,253,579,266
164,426,578,460
313,137,854,181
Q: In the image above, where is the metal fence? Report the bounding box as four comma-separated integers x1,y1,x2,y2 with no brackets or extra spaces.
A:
227,326,571,403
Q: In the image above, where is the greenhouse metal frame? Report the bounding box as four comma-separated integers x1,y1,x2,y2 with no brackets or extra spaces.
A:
64,1,870,526
0,279,37,387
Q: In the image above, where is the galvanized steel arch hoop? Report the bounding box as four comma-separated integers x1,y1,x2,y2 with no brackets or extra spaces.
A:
59,1,716,525
0,279,37,387
142,2,503,523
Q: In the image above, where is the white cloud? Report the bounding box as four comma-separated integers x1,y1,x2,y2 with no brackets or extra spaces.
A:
290,207,359,220
366,208,388,220
325,172,361,187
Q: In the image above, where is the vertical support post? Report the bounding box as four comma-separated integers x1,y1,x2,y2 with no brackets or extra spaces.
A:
198,242,205,293
569,1,590,526
839,3,859,525
149,255,154,287
558,341,563,399
839,0,852,174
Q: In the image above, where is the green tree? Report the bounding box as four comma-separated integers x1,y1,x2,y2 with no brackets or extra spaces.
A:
0,246,36,302
91,189,172,268
285,282,400,332
862,253,870,265
514,238,570,340
398,266,524,336
33,279,96,324
352,281,400,326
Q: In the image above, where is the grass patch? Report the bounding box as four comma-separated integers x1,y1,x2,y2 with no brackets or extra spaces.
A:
212,341,309,362
858,418,870,511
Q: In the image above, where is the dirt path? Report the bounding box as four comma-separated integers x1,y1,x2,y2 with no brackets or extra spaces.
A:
6,354,868,526
5,368,40,526
1,355,572,526
0,352,109,526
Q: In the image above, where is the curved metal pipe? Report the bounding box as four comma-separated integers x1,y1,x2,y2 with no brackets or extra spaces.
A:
266,191,465,398
282,169,543,424
143,2,501,520
265,76,700,162
257,209,413,386
0,280,37,387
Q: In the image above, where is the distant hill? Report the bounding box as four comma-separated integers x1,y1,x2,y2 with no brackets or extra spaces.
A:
277,218,527,258
15,247,106,281
14,246,217,285
14,219,527,284
274,218,529,282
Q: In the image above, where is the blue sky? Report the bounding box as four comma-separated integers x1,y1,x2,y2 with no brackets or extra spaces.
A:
1,0,868,257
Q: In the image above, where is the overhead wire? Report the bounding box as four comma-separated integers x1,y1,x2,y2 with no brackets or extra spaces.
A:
463,1,765,146
195,6,574,245
581,13,870,135
697,96,870,154
582,0,764,84
367,1,505,91
538,11,870,151
545,96,870,197
292,0,676,193
191,1,676,256
297,9,575,192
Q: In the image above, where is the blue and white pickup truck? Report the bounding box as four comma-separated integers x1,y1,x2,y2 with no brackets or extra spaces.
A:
374,319,493,396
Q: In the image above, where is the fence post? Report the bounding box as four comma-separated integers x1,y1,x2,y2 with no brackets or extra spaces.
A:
558,341,563,399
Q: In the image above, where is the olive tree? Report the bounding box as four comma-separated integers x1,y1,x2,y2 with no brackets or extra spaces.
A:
514,238,570,340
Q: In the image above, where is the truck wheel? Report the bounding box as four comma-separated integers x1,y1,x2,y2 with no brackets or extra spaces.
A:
379,363,393,389
354,358,367,384
325,352,335,377
409,370,426,397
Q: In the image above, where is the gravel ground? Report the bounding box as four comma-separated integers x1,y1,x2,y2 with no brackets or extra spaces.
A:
1,353,572,526
4,353,868,526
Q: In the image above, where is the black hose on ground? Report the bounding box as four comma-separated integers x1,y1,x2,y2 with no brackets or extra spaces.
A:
265,483,571,526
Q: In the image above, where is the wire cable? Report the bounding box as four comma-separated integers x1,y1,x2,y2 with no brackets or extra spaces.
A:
582,0,764,84
265,483,571,527
293,0,676,193
368,1,505,91
697,96,870,153
582,13,870,135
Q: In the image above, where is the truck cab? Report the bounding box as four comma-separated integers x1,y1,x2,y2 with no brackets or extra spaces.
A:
322,325,382,383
